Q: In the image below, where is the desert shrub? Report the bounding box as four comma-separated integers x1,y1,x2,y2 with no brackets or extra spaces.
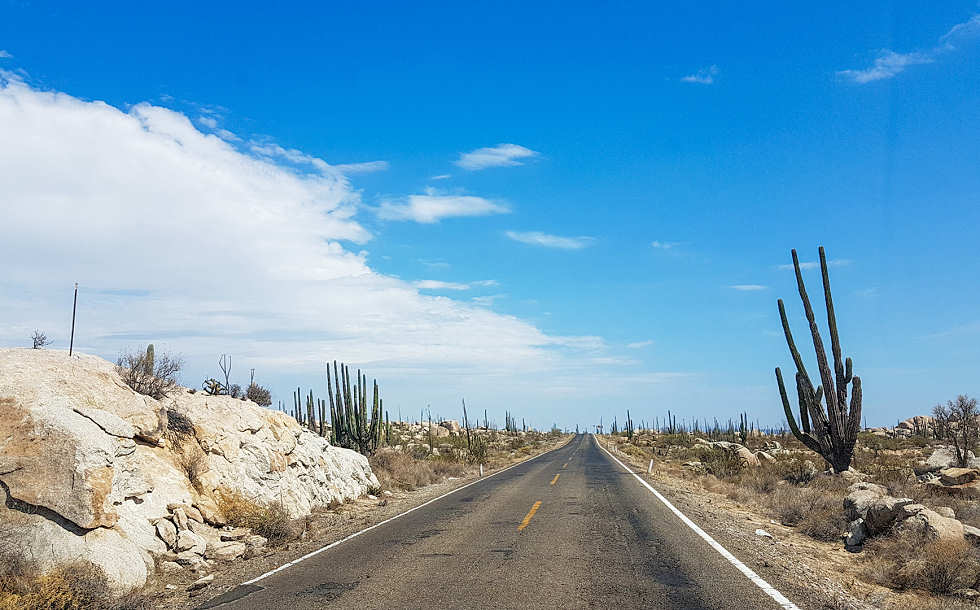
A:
174,443,208,493
217,490,294,545
246,382,272,407
0,559,113,610
116,346,182,399
699,447,747,479
228,384,242,399
468,435,489,464
370,450,438,490
30,330,50,349
770,486,843,539
164,407,195,446
864,533,980,595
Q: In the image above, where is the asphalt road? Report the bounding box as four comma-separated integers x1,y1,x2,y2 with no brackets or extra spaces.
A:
202,434,793,609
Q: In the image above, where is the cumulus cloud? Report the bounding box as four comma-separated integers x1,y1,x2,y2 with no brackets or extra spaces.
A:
505,231,595,250
455,143,539,170
378,190,509,223
0,74,689,425
0,51,12,59
839,14,979,83
681,65,719,84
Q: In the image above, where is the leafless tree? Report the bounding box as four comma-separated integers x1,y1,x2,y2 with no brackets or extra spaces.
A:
31,329,51,349
933,395,979,468
218,354,232,395
117,346,183,399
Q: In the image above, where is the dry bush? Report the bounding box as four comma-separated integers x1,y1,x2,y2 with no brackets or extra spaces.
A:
246,382,272,407
864,533,980,595
164,407,195,447
217,489,294,545
699,447,747,479
0,558,115,610
174,443,208,493
770,485,843,539
370,450,438,490
117,347,182,399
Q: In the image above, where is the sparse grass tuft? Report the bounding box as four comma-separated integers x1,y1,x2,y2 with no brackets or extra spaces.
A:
863,534,980,595
0,556,131,610
217,489,294,545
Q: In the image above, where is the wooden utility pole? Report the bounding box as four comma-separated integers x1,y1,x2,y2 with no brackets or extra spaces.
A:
68,282,78,357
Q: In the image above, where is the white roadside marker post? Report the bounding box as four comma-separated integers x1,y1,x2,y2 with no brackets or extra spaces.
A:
648,459,654,474
480,464,484,477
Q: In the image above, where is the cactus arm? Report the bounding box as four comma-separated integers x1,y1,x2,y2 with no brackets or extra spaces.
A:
844,357,853,385
819,247,849,419
778,299,815,395
791,249,842,447
777,368,823,455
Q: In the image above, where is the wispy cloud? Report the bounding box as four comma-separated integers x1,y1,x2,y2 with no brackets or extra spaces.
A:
626,340,654,349
414,280,471,291
378,189,509,223
197,115,218,129
505,231,595,250
472,294,505,307
334,160,389,174
776,259,852,271
456,143,539,170
0,51,11,59
730,284,767,291
413,279,498,291
839,14,979,83
681,65,719,84
430,174,451,180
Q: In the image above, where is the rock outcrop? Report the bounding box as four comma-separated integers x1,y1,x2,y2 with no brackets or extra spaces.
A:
0,348,377,592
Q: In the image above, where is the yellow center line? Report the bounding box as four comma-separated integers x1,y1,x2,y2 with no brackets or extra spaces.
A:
550,473,560,485
517,501,542,531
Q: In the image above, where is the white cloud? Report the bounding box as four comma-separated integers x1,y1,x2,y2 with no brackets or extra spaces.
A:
413,280,471,291
651,240,678,250
197,115,218,129
0,74,692,426
455,143,539,170
333,160,389,174
0,51,12,59
776,259,852,271
430,174,451,180
471,279,499,287
730,285,768,291
505,231,595,250
378,191,508,223
681,65,719,84
837,50,933,83
839,14,979,83
626,340,654,349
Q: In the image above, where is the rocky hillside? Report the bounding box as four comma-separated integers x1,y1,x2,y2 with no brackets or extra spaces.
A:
0,348,377,592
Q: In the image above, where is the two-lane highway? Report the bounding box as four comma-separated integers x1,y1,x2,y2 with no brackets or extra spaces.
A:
203,434,795,609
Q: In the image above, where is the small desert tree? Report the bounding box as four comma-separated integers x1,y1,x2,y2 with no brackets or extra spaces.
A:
31,329,51,349
117,345,182,399
933,395,979,468
246,369,272,406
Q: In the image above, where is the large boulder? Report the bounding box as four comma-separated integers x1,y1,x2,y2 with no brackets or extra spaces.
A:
939,467,980,486
0,348,378,592
894,505,965,541
843,482,888,522
864,496,914,535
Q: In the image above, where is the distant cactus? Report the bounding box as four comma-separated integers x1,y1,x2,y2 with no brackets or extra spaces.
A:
775,247,862,474
202,378,225,396
738,412,748,444
144,344,155,377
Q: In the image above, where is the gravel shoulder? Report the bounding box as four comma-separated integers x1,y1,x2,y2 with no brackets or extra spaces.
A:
595,436,942,610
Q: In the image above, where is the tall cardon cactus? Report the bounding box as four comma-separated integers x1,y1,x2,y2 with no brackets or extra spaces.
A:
775,247,862,473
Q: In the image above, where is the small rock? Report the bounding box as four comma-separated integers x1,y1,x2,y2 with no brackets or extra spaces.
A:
172,507,189,531
165,584,177,590
963,524,980,546
936,506,956,519
175,530,207,554
844,519,867,548
367,494,378,500
187,574,213,592
219,528,250,542
206,541,246,562
156,518,178,549
160,561,183,572
175,551,207,567
382,490,393,497
754,528,775,542
940,467,980,486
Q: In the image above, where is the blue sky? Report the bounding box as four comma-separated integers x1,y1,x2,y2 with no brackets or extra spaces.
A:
1,2,978,429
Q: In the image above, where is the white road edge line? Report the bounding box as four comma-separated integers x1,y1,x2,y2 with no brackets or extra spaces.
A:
237,436,573,588
595,435,799,610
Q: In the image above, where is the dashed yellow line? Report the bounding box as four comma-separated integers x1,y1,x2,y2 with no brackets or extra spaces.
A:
550,473,560,485
517,501,542,531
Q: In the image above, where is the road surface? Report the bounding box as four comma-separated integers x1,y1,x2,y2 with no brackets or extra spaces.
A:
202,434,794,609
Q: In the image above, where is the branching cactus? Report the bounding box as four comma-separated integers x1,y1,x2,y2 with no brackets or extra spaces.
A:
775,247,862,473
